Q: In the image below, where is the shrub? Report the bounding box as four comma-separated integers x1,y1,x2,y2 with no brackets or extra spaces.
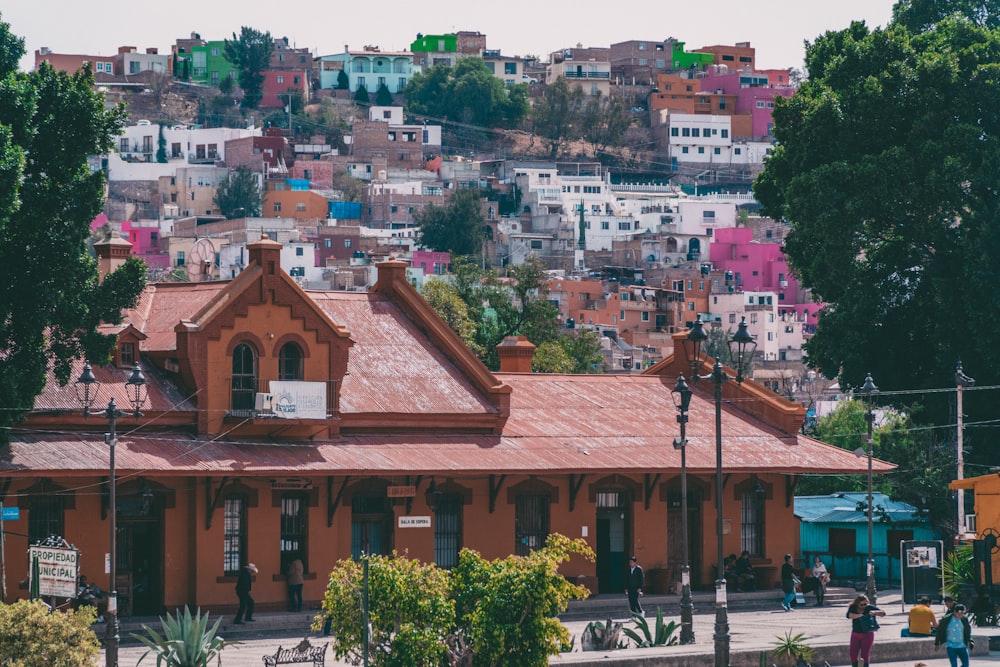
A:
0,599,100,666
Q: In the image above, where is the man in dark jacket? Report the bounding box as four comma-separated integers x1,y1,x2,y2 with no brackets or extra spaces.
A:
234,563,258,624
626,555,644,615
935,603,973,667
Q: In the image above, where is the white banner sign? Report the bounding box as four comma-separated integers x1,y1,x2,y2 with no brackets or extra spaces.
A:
268,381,327,419
29,545,79,598
398,516,431,528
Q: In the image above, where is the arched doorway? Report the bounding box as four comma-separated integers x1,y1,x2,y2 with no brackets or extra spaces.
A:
116,481,172,616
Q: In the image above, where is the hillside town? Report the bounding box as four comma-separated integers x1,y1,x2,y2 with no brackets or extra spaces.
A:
35,29,824,402
4,12,1000,667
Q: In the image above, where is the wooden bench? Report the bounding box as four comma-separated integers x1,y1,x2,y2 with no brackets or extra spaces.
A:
262,640,328,667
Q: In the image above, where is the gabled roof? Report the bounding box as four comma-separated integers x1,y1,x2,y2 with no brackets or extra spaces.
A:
794,492,923,524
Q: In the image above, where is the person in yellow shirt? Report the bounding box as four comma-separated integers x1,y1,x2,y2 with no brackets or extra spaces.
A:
904,595,938,637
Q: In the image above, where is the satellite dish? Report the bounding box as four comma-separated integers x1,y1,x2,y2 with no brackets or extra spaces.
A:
186,238,217,281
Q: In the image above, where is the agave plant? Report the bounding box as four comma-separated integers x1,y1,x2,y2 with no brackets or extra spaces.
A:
771,630,816,667
133,606,236,667
621,606,680,648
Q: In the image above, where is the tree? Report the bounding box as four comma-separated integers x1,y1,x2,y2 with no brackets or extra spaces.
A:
214,165,262,218
450,534,593,667
315,553,453,667
414,187,488,257
353,83,369,105
403,57,529,128
0,16,146,432
223,26,273,109
421,278,483,357
531,77,585,158
375,82,393,107
0,600,100,666
580,92,634,157
797,398,957,536
893,0,1000,31
422,257,602,372
336,69,349,90
156,123,167,163
753,10,1000,428
218,73,234,95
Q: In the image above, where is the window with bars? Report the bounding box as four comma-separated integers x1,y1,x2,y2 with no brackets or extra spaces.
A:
351,495,390,559
280,493,307,573
28,497,65,544
514,494,550,556
434,495,462,568
231,343,256,412
740,491,764,557
223,496,247,575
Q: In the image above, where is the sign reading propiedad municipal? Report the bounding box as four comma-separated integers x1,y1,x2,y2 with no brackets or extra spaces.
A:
29,545,79,598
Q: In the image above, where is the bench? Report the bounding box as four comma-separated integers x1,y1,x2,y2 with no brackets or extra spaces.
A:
262,640,328,667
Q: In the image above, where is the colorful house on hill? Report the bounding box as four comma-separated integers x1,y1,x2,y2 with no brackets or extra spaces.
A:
0,236,889,616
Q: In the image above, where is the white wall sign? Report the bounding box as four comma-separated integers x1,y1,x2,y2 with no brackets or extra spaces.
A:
269,381,327,419
29,545,79,598
398,516,431,528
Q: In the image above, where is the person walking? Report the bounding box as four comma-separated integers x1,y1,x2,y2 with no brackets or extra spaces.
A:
780,553,797,611
936,602,974,667
811,555,829,606
286,555,304,612
234,562,258,624
626,555,644,616
847,593,885,667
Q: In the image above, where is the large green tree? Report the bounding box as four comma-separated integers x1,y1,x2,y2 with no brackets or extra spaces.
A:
404,57,529,128
214,165,262,218
223,26,273,109
753,6,1000,429
414,187,488,257
0,16,146,432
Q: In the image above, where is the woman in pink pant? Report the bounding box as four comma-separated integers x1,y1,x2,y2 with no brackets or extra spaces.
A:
846,594,886,666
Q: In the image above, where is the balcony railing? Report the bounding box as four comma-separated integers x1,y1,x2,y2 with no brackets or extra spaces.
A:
564,71,611,79
227,377,339,419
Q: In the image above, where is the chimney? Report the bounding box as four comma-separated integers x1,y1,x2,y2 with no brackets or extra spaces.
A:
247,234,282,276
94,230,133,281
373,258,408,296
497,336,535,373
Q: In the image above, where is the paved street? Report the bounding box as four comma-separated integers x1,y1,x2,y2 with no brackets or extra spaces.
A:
104,590,1000,666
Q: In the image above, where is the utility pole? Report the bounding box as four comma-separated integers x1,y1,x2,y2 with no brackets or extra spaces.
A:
955,360,975,535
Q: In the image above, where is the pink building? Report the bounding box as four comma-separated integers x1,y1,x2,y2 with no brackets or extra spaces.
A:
412,250,450,276
699,71,795,139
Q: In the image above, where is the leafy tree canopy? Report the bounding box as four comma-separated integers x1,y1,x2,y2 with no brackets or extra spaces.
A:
404,57,529,128
414,187,488,257
422,258,602,373
0,15,146,431
214,165,262,218
223,26,273,109
753,8,1000,428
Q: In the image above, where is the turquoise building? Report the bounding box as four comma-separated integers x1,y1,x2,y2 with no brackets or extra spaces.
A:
795,492,938,585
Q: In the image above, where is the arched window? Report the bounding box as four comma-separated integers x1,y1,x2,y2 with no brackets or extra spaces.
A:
278,342,304,381
231,343,257,413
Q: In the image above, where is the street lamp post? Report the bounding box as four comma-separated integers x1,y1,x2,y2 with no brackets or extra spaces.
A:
681,316,756,667
75,363,147,667
671,374,695,645
857,372,878,606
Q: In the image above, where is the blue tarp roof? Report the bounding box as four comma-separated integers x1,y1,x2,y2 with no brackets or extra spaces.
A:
794,492,924,524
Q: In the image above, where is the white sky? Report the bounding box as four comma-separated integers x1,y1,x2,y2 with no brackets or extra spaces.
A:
5,0,896,73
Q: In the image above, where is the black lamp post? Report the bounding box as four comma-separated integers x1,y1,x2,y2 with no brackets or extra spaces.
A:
671,374,695,644
856,372,878,606
681,315,756,667
75,362,147,667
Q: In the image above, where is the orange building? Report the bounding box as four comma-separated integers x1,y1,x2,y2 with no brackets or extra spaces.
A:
0,237,888,616
950,474,1000,583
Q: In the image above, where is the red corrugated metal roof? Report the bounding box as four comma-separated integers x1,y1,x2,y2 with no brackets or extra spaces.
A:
4,373,892,478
